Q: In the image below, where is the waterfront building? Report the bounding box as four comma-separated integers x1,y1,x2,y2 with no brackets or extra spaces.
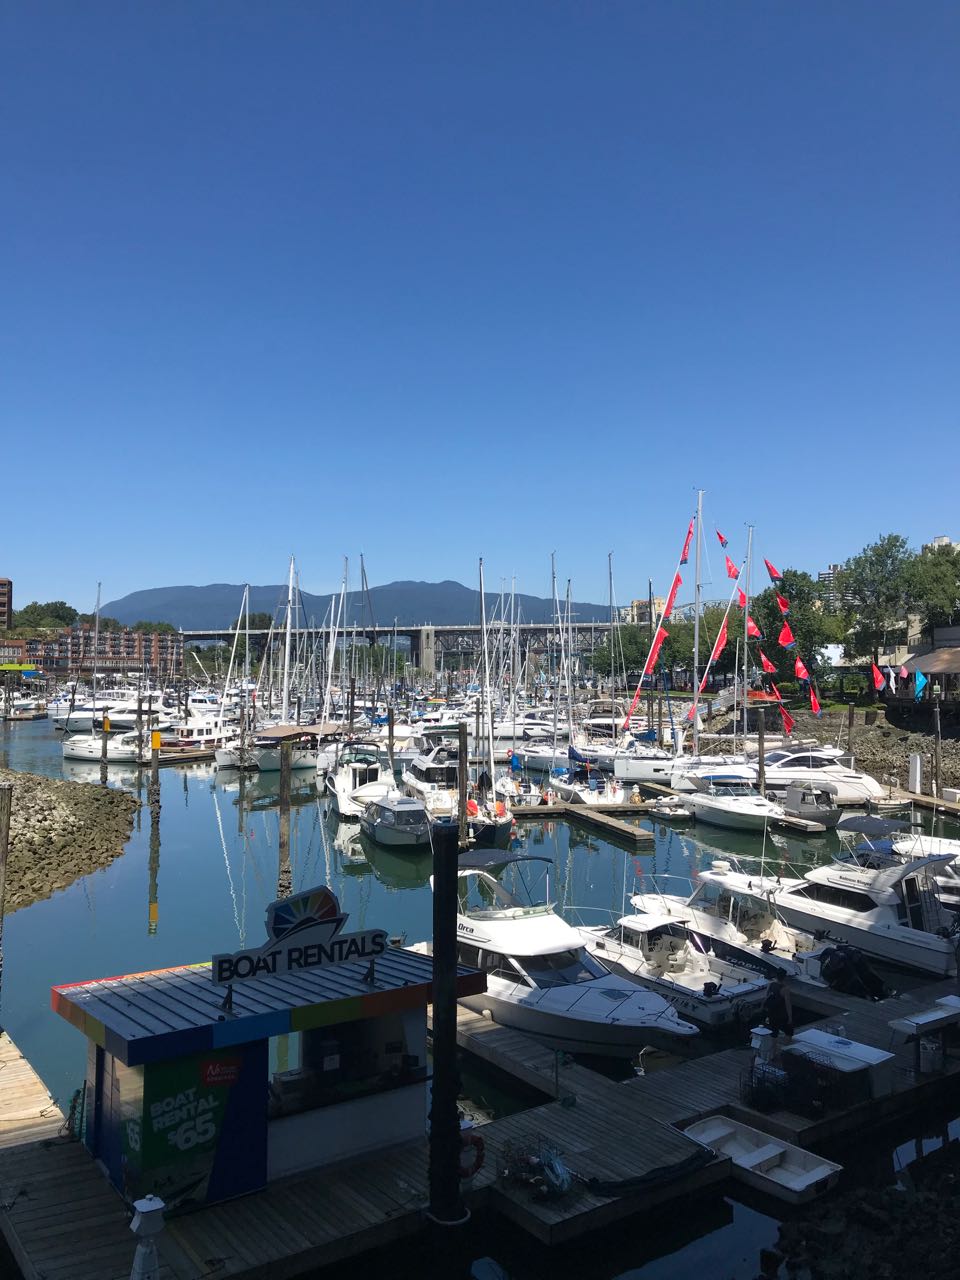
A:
6,623,184,677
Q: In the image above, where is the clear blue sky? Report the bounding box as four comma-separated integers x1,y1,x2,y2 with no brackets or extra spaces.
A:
4,2,957,613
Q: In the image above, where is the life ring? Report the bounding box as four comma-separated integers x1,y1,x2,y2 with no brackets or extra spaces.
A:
459,1130,485,1179
466,798,479,817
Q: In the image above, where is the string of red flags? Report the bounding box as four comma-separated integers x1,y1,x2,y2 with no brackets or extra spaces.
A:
746,615,763,639
725,555,739,580
764,558,782,582
716,529,728,548
758,649,777,674
709,617,729,664
795,656,810,681
779,705,796,735
663,571,682,621
736,587,747,609
680,519,694,566
809,686,822,716
778,621,796,649
776,593,790,616
871,663,886,692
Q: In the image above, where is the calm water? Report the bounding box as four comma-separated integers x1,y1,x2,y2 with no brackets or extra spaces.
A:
2,717,958,1279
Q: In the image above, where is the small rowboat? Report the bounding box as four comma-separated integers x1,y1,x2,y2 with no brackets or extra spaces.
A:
683,1115,842,1203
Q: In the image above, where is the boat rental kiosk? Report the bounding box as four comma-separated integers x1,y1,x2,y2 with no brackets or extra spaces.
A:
52,885,484,1210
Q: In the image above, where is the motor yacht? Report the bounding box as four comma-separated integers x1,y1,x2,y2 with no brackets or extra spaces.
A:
61,730,144,763
688,776,785,832
579,911,771,1029
441,856,700,1056
698,852,960,976
360,793,432,850
326,741,393,818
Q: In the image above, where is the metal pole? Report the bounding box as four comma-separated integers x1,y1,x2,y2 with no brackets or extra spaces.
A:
428,725,468,1225
757,704,766,796
278,739,292,898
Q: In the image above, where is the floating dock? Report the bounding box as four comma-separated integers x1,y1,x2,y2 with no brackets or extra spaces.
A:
512,802,654,846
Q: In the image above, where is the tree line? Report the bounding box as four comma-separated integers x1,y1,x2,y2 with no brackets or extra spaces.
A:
10,600,177,634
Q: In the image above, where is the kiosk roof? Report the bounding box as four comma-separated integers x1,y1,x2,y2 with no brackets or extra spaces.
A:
52,948,483,1066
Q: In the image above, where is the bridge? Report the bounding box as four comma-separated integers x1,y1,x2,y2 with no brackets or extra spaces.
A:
180,622,615,674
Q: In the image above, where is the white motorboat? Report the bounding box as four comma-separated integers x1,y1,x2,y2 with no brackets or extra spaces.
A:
698,852,960,976
401,740,459,817
780,781,841,830
360,793,432,848
326,741,393,818
252,741,319,772
546,768,626,807
612,741,678,785
683,1116,842,1203
579,912,770,1029
891,833,960,912
61,730,143,763
688,776,785,832
758,745,887,807
447,856,700,1056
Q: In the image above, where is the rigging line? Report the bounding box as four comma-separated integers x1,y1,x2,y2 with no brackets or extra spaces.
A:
213,787,243,944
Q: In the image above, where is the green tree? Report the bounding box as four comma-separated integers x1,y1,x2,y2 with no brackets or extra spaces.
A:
838,534,917,666
589,624,650,676
751,570,830,687
12,600,78,627
905,543,960,636
132,620,177,634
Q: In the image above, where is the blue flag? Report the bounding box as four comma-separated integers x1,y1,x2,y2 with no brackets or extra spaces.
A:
915,670,928,702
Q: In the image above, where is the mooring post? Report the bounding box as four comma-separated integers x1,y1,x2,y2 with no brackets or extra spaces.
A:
428,722,468,1226
278,738,292,898
100,713,110,784
933,697,943,800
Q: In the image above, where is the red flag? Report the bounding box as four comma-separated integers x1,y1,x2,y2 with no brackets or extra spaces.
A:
795,656,809,681
809,686,822,716
764,558,782,582
662,571,682,621
759,649,777,674
899,665,909,679
871,662,886,692
770,682,782,700
736,588,747,609
716,529,728,548
776,593,790,616
725,555,739,580
778,622,796,649
709,618,728,664
680,519,694,566
779,705,796,735
746,615,762,639
643,626,668,677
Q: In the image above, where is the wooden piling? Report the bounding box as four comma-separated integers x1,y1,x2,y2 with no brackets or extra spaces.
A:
278,739,292,897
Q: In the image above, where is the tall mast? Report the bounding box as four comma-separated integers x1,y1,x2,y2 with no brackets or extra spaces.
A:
478,558,497,787
608,552,615,739
91,581,101,731
692,488,703,754
742,525,754,748
281,555,295,722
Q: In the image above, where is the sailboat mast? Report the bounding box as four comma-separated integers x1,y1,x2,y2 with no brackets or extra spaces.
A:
608,552,615,738
692,488,703,754
478,558,497,787
281,555,295,722
91,581,102,731
743,524,754,747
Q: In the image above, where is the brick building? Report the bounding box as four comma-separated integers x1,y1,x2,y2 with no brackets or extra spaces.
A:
2,625,183,676
0,578,12,630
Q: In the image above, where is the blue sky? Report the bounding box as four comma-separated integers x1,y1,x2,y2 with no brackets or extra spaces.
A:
4,2,957,613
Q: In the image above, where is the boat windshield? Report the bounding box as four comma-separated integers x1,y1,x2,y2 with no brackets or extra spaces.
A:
394,809,426,827
458,873,553,919
514,949,607,986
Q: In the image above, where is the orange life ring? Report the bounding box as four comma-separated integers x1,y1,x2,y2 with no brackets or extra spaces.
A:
466,798,479,817
459,1130,485,1179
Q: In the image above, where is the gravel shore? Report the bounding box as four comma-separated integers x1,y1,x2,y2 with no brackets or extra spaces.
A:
0,768,138,913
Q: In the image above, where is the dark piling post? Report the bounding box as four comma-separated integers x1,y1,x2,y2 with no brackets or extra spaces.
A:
278,739,292,898
428,721,468,1226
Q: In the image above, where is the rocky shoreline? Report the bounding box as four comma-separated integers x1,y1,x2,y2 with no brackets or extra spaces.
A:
0,768,138,913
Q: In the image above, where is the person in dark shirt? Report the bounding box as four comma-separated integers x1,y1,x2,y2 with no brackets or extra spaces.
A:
764,975,794,1038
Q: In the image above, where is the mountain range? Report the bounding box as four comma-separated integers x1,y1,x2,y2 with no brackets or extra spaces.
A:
101,581,613,630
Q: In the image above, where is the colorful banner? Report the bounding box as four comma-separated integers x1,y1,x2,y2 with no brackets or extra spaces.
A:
680,519,694,566
871,662,886,691
736,588,747,609
662,571,682,621
795,656,810,681
764,558,782,582
716,529,728,548
809,687,822,716
915,670,928,701
643,626,668,677
778,622,796,649
775,594,790,616
725,555,739,580
779,705,796,734
746,615,762,639
708,618,728,664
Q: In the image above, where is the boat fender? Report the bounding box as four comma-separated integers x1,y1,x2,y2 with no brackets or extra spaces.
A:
466,798,479,817
495,800,506,817
459,1131,485,1179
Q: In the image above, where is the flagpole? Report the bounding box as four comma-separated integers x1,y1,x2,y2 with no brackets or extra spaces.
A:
743,525,754,750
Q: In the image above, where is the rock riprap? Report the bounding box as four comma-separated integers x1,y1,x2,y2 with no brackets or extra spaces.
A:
0,768,138,913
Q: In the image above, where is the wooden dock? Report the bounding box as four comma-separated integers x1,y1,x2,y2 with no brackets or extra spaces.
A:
512,802,654,846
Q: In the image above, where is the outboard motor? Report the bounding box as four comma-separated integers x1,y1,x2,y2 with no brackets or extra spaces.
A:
702,981,720,998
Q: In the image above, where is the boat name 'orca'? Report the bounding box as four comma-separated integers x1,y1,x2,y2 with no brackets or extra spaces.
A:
212,884,388,985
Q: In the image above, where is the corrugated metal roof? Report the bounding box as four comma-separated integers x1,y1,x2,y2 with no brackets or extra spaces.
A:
901,649,960,675
52,949,484,1066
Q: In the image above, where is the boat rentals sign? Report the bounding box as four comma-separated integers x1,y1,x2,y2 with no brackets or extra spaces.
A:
212,886,387,985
